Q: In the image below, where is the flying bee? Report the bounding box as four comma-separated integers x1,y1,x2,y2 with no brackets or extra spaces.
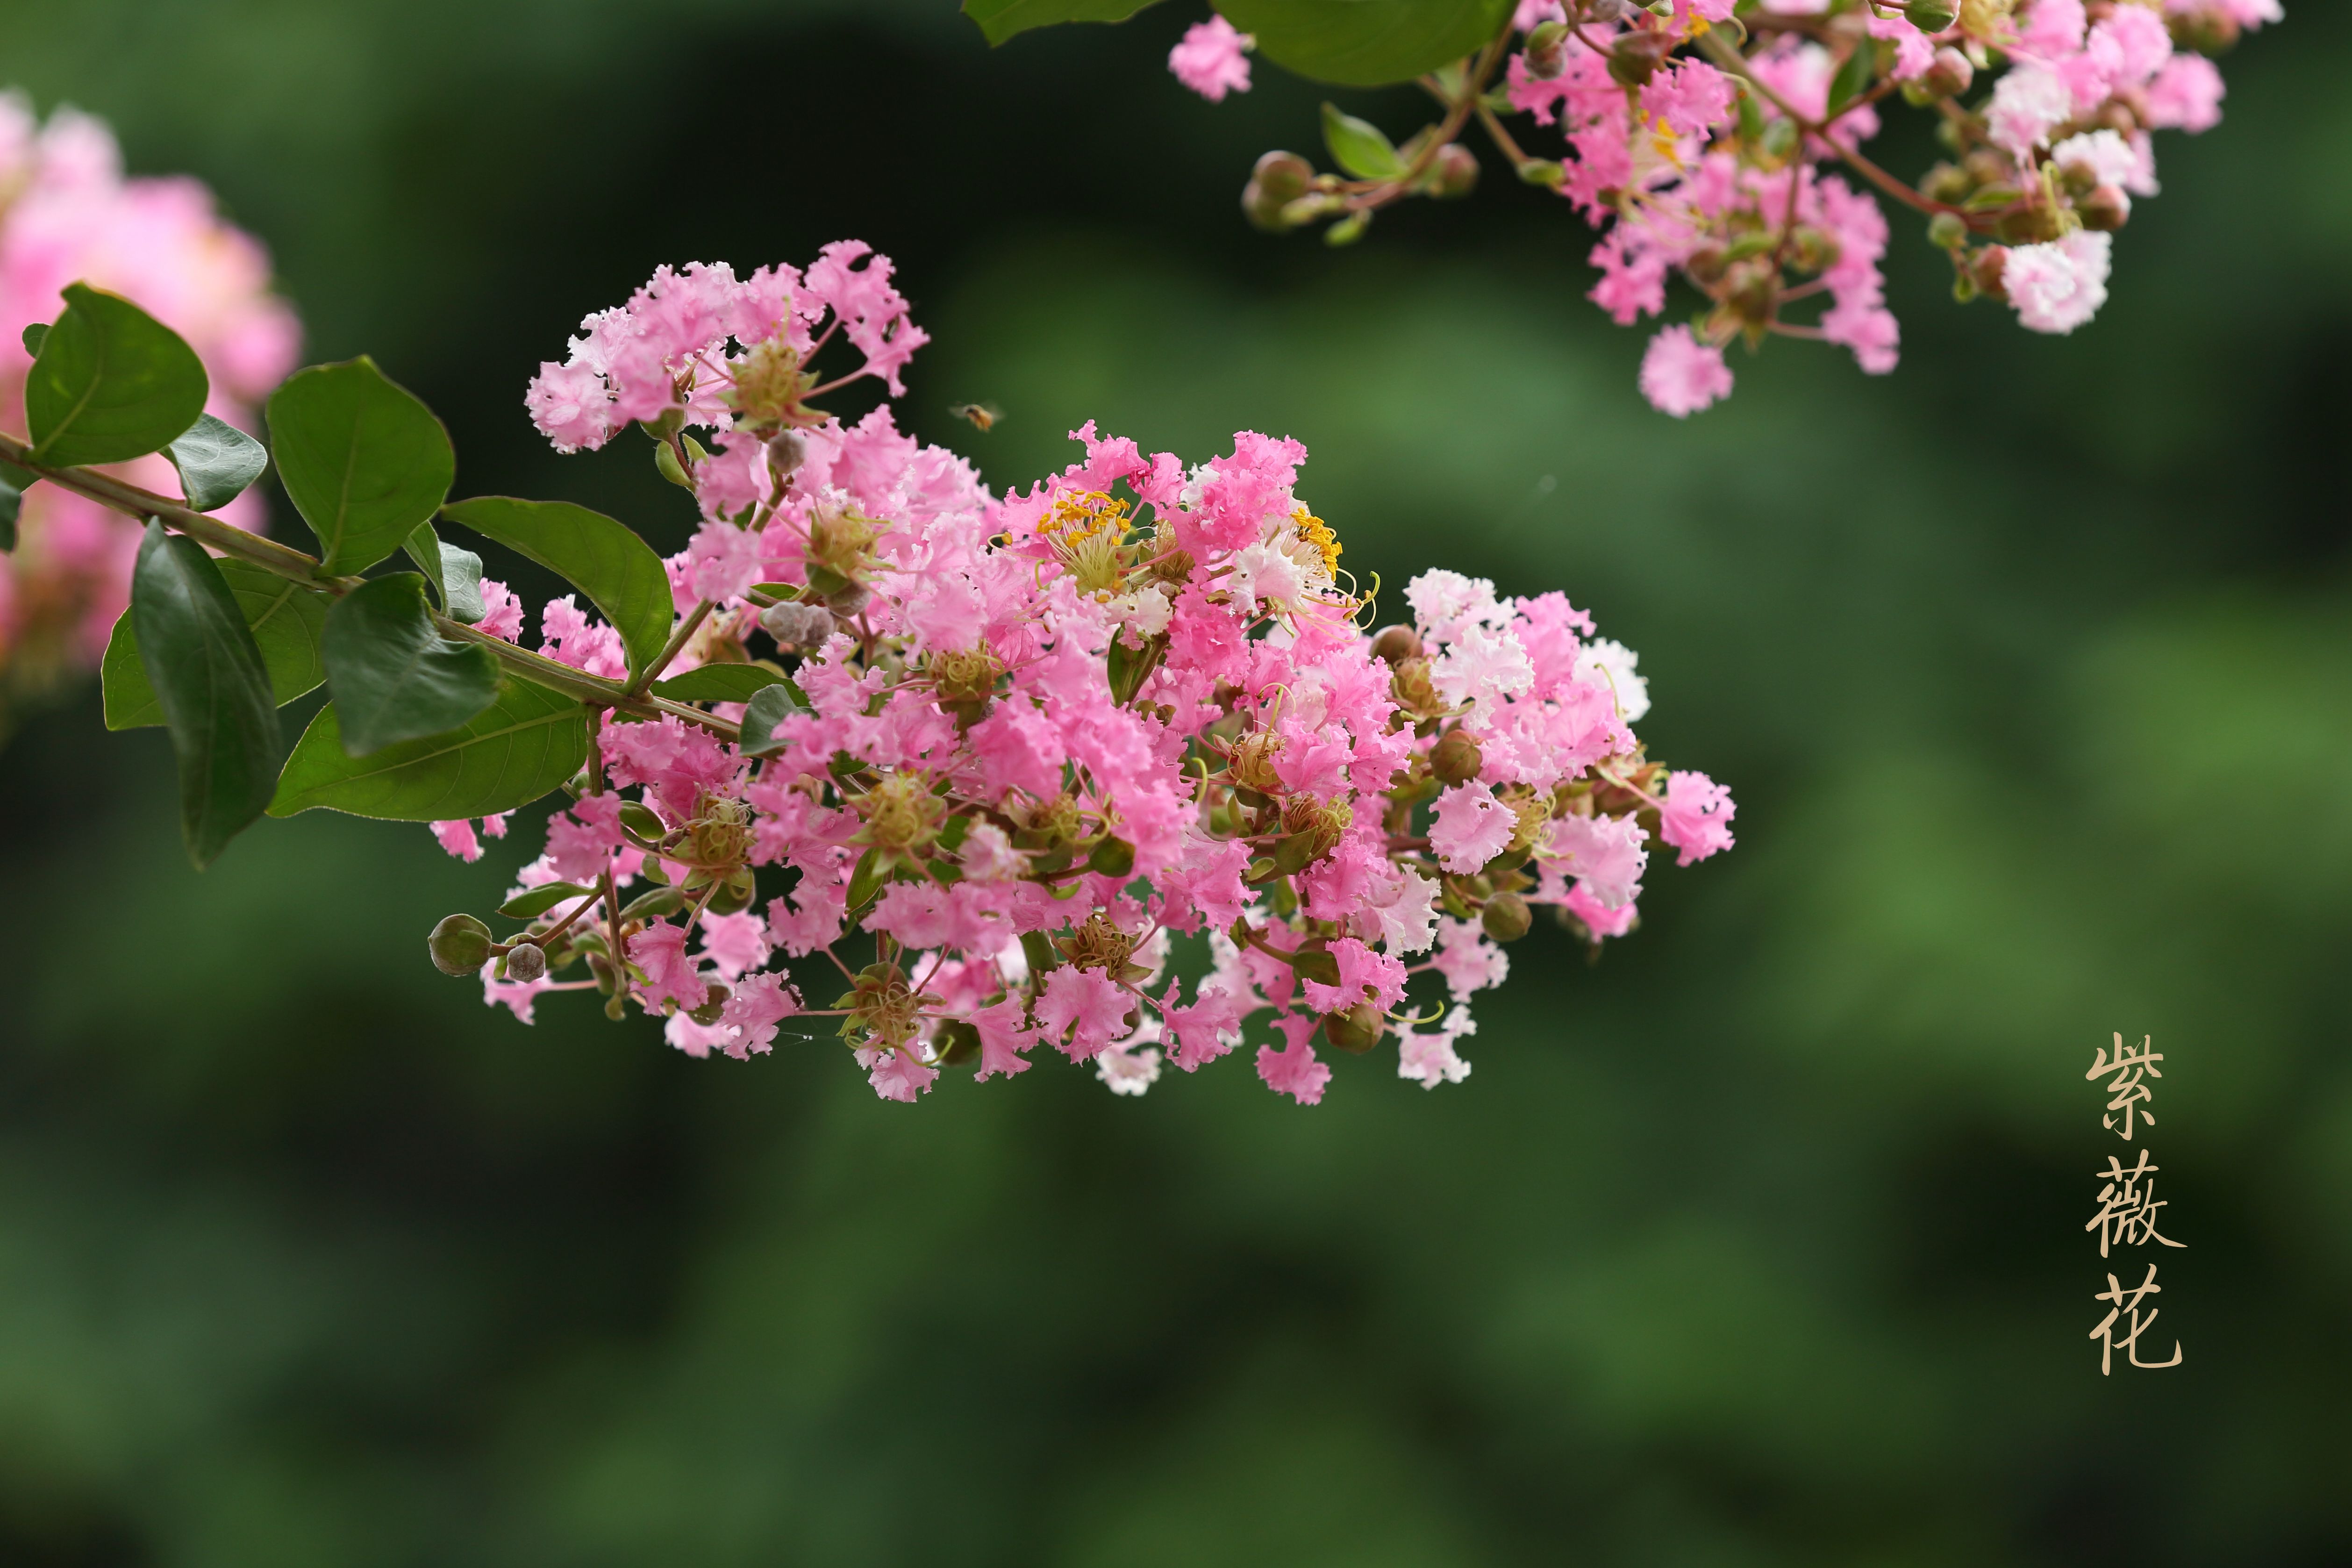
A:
948,401,1004,433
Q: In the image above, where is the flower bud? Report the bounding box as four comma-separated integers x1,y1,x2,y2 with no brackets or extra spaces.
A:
1242,180,1290,234
1926,212,1968,251
1480,891,1533,943
2168,4,2238,54
1608,32,1669,88
2078,185,2130,232
1431,729,1483,785
1523,19,1570,79
654,438,693,491
503,941,548,983
759,599,836,647
1254,150,1314,204
688,983,729,1026
1516,159,1567,189
1922,162,1973,205
1906,0,1959,32
1430,143,1479,200
1969,245,2010,302
1370,624,1422,665
708,869,758,915
766,429,808,480
1323,1002,1385,1055
1087,835,1137,878
429,914,493,976
1923,45,1973,98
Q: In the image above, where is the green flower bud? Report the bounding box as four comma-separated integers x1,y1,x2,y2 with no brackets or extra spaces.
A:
1431,729,1484,785
1923,46,1973,99
1516,159,1567,189
1523,19,1570,79
429,913,493,976
654,438,693,491
503,941,548,983
1253,150,1314,204
1370,624,1422,665
1906,0,1958,31
688,983,729,1026
708,870,758,916
2078,186,2130,232
1480,891,1533,943
1608,32,1668,88
1969,245,2011,302
1927,211,1969,250
1087,835,1137,878
1324,210,1371,247
1431,143,1479,200
1323,1002,1385,1055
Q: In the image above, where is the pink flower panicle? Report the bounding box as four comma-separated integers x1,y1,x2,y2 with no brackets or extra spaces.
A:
0,93,300,700
465,250,1735,1107
1226,0,2273,411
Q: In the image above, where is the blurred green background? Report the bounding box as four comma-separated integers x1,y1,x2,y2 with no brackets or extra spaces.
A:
2,1,2347,1562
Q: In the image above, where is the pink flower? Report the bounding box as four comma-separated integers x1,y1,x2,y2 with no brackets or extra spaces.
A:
475,580,525,642
1657,769,1737,865
1430,782,1517,873
1987,64,2073,158
1638,327,1733,417
1397,1005,1475,1089
2002,230,2111,335
1640,61,1735,140
1563,881,1638,940
1255,1013,1332,1105
1299,937,1408,1015
432,819,485,862
1430,917,1510,1000
526,360,616,453
1034,967,1136,1062
1168,16,1254,101
682,519,764,603
628,922,710,1012
1548,811,1648,908
2143,55,2224,134
719,972,800,1057
970,996,1038,1082
697,910,771,979
865,1047,939,1103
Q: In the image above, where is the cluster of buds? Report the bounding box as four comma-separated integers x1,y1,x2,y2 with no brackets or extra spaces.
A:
1163,0,2275,414
424,249,1737,1105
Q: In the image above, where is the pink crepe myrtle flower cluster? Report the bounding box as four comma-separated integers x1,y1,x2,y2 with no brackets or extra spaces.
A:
1185,0,2275,415
453,249,1734,1105
0,93,299,714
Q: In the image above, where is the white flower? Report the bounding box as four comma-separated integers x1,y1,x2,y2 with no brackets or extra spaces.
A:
1579,637,1650,722
2005,230,2112,335
1987,64,2073,158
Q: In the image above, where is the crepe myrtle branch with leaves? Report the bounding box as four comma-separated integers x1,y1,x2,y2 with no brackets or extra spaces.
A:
3,245,1733,1106
965,0,2275,415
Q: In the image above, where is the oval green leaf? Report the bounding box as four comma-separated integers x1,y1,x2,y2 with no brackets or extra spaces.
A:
404,522,488,624
441,496,674,678
738,679,809,756
268,357,456,573
26,284,210,468
962,0,1165,44
103,558,331,729
323,573,501,756
1218,0,1515,87
131,522,283,867
1321,102,1408,180
167,413,271,513
270,676,589,822
650,663,788,703
499,881,597,919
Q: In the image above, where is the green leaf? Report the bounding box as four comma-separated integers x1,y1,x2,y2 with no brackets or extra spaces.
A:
25,284,210,468
441,496,673,677
845,847,884,910
1824,37,1877,117
499,881,597,919
269,675,590,822
1219,0,1515,87
961,0,1165,44
166,413,270,513
1320,102,1408,180
322,573,501,756
651,663,787,703
131,522,283,867
21,323,47,356
404,522,488,624
102,558,330,729
738,679,809,756
267,357,456,573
